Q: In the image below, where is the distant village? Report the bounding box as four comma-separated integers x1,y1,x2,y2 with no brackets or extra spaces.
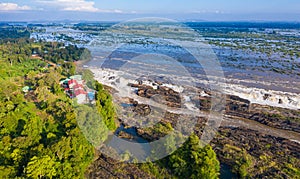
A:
60,75,96,104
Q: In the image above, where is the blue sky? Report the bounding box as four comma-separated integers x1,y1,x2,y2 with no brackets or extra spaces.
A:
0,0,300,21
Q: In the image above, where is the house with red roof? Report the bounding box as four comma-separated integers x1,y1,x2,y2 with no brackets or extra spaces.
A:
60,75,89,104
74,88,87,104
68,79,78,89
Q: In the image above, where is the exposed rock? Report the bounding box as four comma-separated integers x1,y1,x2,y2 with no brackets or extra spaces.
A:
131,84,181,108
211,126,300,178
86,153,155,179
118,131,134,140
133,104,151,116
89,82,300,178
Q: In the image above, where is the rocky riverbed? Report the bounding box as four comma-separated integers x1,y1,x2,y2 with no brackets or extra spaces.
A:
86,80,300,178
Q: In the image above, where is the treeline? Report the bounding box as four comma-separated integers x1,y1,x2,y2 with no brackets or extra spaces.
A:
0,27,91,65
33,42,90,63
0,26,30,41
0,40,79,78
72,23,114,32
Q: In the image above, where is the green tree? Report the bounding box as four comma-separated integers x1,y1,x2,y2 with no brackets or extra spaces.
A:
76,105,109,147
95,82,117,130
26,156,58,179
168,134,220,179
0,40,95,178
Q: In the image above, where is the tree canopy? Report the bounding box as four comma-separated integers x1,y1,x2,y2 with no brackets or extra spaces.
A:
0,40,94,178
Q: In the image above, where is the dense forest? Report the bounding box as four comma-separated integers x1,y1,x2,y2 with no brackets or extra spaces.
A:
0,27,221,178
0,37,96,178
0,25,30,41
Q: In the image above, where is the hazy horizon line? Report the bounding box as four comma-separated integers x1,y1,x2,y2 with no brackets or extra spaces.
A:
1,20,300,23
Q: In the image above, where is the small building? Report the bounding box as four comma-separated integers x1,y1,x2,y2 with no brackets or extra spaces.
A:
22,86,30,93
73,84,84,90
68,79,78,89
74,89,87,104
60,79,70,88
69,75,83,84
88,91,95,101
60,75,92,104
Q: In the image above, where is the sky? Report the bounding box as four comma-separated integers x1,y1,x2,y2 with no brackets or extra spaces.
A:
0,0,300,21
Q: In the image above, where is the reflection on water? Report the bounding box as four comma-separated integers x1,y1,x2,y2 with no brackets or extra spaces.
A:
220,163,238,179
115,123,148,143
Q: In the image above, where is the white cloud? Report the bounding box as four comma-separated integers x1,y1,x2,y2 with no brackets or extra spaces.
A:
60,0,99,12
37,0,122,13
36,0,98,12
0,3,31,11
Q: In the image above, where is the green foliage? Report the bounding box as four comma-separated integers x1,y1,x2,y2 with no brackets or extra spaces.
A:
95,82,117,131
62,62,76,76
26,155,58,178
139,159,174,179
140,134,220,179
283,163,300,178
167,134,220,179
81,69,96,90
75,105,109,147
0,26,30,40
0,40,94,178
38,42,86,63
153,122,173,134
222,144,253,178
